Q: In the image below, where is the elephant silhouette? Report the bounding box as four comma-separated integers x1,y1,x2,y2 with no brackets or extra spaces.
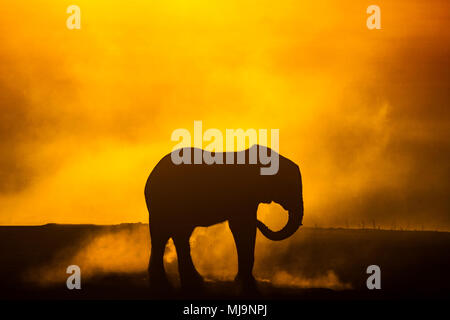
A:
144,145,303,290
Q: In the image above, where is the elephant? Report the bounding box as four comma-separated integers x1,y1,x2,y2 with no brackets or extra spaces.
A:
144,145,303,290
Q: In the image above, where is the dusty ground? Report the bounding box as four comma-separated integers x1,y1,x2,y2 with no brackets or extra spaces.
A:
1,224,449,300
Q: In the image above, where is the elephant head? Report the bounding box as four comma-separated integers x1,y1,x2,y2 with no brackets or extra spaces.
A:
254,146,304,241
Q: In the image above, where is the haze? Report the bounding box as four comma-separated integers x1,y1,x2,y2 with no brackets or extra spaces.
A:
0,0,449,230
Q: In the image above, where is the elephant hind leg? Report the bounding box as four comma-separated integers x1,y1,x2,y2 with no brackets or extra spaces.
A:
173,230,204,289
148,226,170,289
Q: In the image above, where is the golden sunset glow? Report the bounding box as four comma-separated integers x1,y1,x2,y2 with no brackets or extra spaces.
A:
0,0,449,231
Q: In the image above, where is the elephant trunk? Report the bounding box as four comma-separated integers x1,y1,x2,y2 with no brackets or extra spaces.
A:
256,196,303,241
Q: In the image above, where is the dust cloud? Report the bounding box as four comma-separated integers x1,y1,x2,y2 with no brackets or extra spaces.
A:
26,220,351,290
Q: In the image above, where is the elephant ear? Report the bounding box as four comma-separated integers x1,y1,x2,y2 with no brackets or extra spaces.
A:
258,174,275,204
256,162,280,203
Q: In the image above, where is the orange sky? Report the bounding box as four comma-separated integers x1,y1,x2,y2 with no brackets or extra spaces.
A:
0,0,449,230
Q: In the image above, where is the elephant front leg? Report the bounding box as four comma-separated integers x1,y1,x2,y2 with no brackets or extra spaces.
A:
229,216,257,290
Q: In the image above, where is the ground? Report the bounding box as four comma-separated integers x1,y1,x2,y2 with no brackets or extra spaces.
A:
1,224,449,300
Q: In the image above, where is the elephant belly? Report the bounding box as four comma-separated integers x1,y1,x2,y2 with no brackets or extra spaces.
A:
168,201,231,227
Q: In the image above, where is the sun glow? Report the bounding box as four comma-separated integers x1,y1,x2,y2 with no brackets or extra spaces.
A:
0,0,449,230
